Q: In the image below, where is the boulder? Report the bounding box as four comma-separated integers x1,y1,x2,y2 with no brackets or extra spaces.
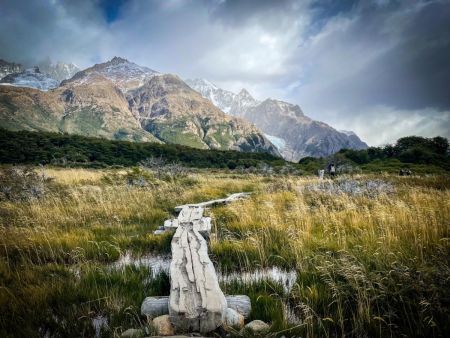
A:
121,328,144,338
225,295,251,318
224,308,244,331
141,296,169,318
152,315,175,336
241,320,270,335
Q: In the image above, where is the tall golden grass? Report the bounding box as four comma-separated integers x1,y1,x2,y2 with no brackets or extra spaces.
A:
212,175,450,337
0,167,449,337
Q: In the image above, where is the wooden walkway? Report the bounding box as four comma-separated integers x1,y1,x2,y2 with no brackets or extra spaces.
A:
149,192,251,333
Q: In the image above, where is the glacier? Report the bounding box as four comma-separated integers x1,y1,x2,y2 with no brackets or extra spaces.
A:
264,134,286,151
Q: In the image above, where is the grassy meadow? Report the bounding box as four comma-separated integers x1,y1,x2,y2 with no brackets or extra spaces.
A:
0,166,449,337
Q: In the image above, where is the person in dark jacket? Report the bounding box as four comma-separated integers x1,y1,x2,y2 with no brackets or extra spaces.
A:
328,163,336,177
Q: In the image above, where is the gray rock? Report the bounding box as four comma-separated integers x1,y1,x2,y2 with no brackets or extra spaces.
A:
224,308,244,331
121,328,144,338
141,296,169,318
152,315,175,336
241,320,270,335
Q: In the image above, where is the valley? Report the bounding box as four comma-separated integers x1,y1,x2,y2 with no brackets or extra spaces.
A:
0,166,448,337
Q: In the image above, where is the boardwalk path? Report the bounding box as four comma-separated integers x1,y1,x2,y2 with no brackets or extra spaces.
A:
147,193,251,333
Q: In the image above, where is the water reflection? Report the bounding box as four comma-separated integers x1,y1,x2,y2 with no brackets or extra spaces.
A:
109,251,170,275
110,252,297,294
218,266,297,294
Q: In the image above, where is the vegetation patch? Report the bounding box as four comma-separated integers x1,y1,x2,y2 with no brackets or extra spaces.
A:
0,167,449,337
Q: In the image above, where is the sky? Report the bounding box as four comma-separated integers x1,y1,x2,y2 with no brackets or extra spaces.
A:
0,0,449,146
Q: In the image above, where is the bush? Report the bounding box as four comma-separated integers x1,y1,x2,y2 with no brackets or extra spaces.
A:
140,157,188,181
0,166,54,202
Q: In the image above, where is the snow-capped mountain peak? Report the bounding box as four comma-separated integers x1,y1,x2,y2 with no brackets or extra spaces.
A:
237,88,252,98
186,78,236,113
38,58,80,82
186,78,259,115
63,57,159,92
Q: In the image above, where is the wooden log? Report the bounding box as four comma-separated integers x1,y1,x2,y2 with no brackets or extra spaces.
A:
141,295,251,319
147,193,252,333
177,206,203,222
192,217,212,236
174,192,250,212
163,219,179,230
163,217,211,235
169,221,227,333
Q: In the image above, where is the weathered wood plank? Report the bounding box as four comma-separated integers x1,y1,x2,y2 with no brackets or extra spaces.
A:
169,222,227,333
192,217,211,236
174,192,250,212
177,206,204,223
147,193,252,333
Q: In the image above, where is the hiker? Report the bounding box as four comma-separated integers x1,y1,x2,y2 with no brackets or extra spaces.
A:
328,163,336,178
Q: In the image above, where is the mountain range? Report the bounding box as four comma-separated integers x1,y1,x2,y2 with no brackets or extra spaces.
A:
186,79,368,161
0,56,367,160
0,57,277,155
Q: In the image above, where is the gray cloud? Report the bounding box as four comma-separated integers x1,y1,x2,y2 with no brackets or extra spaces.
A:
0,0,449,145
0,0,108,66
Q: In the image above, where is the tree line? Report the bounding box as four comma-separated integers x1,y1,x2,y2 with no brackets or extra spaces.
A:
0,129,285,169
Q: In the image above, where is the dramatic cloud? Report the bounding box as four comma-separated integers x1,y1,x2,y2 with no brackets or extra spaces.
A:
0,0,449,145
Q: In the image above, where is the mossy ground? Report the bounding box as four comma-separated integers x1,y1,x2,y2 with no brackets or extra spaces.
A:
0,168,449,337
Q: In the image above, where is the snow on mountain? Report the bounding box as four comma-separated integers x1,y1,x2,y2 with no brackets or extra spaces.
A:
185,78,256,115
264,134,286,151
63,57,159,92
339,130,357,137
0,67,58,91
38,59,80,82
230,88,259,115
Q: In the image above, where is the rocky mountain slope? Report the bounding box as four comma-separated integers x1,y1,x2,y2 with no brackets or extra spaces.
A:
187,78,368,161
128,74,278,152
0,78,156,142
0,57,278,155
